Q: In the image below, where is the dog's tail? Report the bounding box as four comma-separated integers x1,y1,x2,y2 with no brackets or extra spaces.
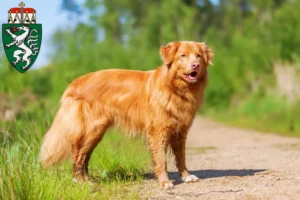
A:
39,96,84,168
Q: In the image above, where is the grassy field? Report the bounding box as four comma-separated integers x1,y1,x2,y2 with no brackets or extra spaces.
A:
0,100,151,200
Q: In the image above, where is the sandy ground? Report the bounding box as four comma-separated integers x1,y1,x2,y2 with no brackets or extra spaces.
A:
138,117,300,200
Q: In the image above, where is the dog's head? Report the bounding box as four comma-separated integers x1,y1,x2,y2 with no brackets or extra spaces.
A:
160,41,214,83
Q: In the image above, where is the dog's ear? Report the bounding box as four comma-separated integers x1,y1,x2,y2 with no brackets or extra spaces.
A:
160,41,180,66
199,42,214,66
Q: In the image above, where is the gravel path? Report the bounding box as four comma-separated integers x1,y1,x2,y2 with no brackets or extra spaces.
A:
138,117,300,200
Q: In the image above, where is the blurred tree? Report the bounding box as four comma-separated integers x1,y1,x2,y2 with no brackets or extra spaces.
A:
272,0,300,61
61,0,82,14
50,0,300,110
61,0,82,21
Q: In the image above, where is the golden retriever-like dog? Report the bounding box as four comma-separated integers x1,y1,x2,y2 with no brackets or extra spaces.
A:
39,41,214,188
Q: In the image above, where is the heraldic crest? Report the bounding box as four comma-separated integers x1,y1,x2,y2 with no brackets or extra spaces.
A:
2,2,42,73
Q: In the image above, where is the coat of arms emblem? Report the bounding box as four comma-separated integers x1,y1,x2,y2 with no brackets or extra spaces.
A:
2,2,42,73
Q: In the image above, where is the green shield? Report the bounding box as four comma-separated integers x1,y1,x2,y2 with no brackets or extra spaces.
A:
2,24,42,73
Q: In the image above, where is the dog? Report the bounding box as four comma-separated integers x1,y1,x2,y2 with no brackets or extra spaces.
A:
39,41,214,188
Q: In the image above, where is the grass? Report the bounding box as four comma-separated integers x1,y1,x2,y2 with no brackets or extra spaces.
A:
0,102,151,200
203,95,300,137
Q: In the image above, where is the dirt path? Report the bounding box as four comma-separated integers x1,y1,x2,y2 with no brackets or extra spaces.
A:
138,117,300,200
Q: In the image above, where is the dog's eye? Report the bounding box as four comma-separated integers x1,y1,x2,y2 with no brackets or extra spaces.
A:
181,54,186,58
197,54,202,58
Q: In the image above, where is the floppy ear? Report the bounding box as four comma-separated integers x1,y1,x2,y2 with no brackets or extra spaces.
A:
199,43,214,66
160,41,180,65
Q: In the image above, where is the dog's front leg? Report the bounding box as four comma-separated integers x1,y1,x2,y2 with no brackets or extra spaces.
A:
148,130,173,189
170,129,199,183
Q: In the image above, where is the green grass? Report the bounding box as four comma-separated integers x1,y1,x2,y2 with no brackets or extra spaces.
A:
203,95,300,137
0,102,151,200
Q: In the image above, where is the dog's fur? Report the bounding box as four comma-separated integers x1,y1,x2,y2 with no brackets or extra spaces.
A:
39,41,214,188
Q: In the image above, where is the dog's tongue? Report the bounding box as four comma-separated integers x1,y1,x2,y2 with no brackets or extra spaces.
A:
184,73,197,81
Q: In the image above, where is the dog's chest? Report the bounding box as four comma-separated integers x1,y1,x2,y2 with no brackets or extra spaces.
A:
161,94,198,130
171,118,184,133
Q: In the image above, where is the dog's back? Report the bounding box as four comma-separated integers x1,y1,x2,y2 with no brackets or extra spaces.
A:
64,69,154,133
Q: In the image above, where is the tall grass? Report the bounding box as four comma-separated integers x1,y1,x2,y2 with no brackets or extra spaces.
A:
0,99,151,200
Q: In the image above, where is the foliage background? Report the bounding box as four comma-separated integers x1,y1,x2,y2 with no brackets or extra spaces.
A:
1,0,300,199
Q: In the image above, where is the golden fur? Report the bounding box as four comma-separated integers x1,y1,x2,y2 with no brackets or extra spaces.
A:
39,41,214,188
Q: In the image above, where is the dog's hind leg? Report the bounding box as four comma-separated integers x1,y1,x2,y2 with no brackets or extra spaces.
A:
72,136,84,181
82,120,110,181
72,117,110,182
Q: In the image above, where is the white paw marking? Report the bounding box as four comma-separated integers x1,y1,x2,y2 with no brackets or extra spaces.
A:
88,181,94,186
183,174,199,183
162,182,174,189
72,178,78,183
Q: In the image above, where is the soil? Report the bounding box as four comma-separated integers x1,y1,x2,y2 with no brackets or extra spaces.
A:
138,117,300,200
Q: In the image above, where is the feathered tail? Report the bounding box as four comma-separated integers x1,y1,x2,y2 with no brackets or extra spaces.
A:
39,97,84,167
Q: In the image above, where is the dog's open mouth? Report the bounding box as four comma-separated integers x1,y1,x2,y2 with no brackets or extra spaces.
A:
184,71,198,82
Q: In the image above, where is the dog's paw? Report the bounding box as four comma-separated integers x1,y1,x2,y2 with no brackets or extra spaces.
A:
72,178,79,183
182,174,199,183
72,177,94,185
160,181,174,189
87,180,94,186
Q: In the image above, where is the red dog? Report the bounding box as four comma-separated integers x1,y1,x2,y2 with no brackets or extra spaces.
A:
39,41,213,188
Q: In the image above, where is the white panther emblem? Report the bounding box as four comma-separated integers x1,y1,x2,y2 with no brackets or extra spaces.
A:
5,26,39,69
